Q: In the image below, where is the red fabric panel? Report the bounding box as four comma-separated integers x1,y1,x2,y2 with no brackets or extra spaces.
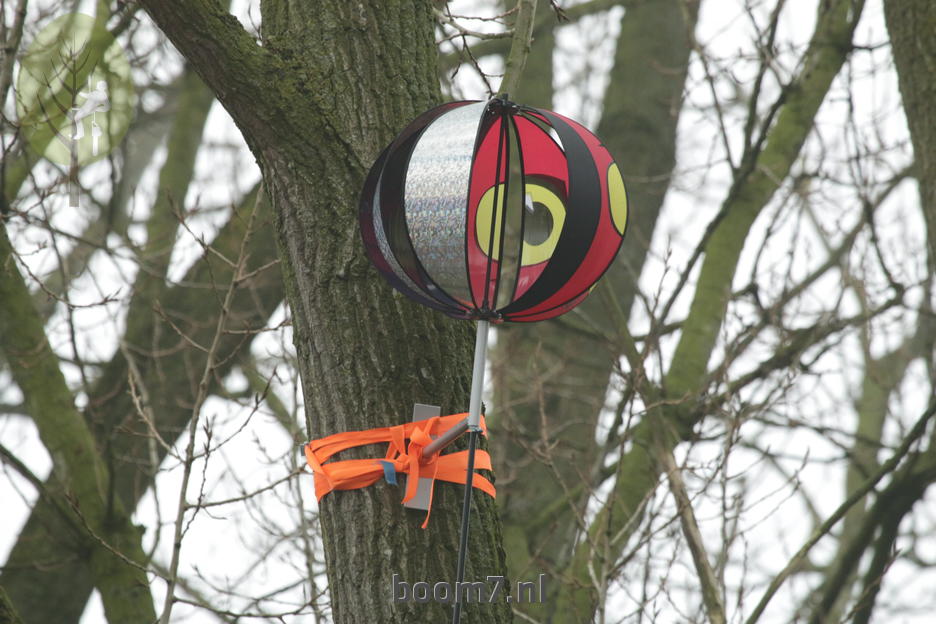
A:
507,291,589,322
511,112,624,319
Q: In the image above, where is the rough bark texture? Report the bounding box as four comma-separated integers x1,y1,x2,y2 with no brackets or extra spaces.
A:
885,0,936,266
138,1,511,622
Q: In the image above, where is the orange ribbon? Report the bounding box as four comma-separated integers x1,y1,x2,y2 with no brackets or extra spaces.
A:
304,412,495,528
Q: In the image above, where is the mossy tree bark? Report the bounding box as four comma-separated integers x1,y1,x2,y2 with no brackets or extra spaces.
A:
137,1,511,622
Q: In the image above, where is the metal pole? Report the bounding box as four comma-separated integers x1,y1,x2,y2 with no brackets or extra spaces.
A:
421,418,469,458
451,320,489,624
466,320,489,430
423,320,489,459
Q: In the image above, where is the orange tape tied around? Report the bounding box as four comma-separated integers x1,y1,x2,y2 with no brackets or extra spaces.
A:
304,413,495,528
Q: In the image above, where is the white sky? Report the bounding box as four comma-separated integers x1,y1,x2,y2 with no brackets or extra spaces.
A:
2,0,932,622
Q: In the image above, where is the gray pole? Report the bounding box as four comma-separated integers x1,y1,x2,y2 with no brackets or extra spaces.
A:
466,320,489,430
421,320,489,458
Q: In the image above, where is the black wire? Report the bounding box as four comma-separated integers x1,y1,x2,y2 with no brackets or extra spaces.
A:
451,428,479,623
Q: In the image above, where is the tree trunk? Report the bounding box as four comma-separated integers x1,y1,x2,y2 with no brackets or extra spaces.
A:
138,1,512,621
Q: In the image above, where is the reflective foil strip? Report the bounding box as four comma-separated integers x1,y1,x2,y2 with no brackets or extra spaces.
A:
372,172,428,299
404,102,485,306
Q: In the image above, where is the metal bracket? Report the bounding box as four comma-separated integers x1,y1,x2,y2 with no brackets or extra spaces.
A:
402,403,441,511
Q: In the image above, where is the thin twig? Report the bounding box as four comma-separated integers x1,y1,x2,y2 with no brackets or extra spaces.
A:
658,444,727,624
434,8,513,41
157,185,263,624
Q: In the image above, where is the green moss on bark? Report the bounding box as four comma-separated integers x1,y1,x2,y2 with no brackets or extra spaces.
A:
0,225,156,623
137,1,512,621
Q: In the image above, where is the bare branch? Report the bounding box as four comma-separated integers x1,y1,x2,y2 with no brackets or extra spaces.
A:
157,185,263,624
744,401,936,624
499,0,538,97
658,444,727,624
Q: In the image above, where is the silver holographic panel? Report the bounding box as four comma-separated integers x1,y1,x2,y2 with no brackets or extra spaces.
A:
403,102,485,306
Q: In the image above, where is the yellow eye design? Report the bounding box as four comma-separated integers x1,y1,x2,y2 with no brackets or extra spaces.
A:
608,163,627,236
475,182,566,266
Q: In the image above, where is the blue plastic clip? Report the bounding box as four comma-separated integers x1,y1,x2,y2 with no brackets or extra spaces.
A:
378,460,398,485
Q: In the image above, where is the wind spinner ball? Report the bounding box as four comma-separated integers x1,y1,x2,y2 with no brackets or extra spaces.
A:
360,98,628,323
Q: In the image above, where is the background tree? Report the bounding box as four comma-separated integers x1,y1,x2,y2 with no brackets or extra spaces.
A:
2,1,936,623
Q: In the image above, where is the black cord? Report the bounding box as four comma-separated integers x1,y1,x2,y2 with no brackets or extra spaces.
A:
451,428,479,623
